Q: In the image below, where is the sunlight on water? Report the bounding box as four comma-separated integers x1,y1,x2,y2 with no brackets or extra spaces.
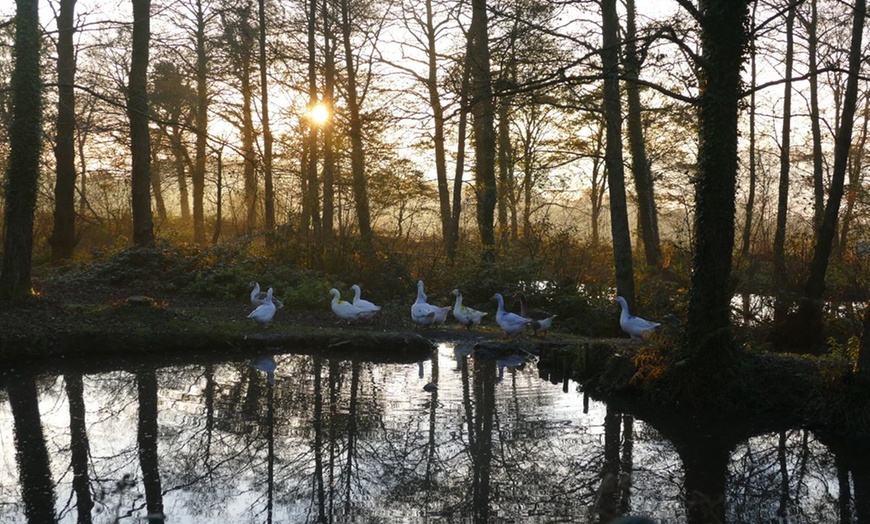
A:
0,341,858,523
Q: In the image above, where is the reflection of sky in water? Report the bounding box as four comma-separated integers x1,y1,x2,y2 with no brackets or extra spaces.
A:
0,342,852,523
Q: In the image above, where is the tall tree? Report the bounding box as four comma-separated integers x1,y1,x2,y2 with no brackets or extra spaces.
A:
128,0,155,247
0,0,43,298
740,1,759,261
802,0,825,233
468,0,497,260
601,0,635,306
792,0,865,345
303,0,321,244
258,0,275,237
321,0,336,239
49,0,78,262
338,0,373,248
772,4,796,323
623,0,661,269
682,0,752,358
192,0,209,244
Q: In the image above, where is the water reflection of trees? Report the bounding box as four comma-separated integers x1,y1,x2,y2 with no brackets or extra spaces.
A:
1,347,868,523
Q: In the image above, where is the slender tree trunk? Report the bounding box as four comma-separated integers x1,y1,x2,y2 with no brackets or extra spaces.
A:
838,95,869,255
601,0,635,306
794,0,865,344
305,0,321,246
321,0,335,239
1,0,42,298
129,0,155,247
150,145,167,221
590,122,606,246
258,0,274,238
212,145,224,244
805,0,825,233
741,2,758,261
497,87,512,247
172,126,191,222
192,0,208,244
423,0,453,255
50,0,78,262
339,0,373,247
448,50,471,261
773,5,796,323
469,0,498,260
684,0,751,357
623,0,661,269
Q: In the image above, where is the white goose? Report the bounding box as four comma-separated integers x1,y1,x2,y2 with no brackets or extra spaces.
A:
451,288,487,329
247,287,277,326
350,284,381,319
250,281,284,309
615,296,661,341
330,288,367,322
493,293,532,337
411,280,450,328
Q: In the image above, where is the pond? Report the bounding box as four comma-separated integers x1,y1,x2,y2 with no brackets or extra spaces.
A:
0,340,866,523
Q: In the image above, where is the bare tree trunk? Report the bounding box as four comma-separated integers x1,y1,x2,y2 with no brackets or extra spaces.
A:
128,0,155,247
338,0,373,247
448,49,471,261
192,0,208,244
773,4,796,323
590,121,606,246
741,2,758,261
304,0,321,247
321,0,335,240
258,0,274,238
172,127,191,222
623,0,661,269
838,94,869,255
50,0,78,262
420,0,453,255
793,0,865,346
601,0,635,306
469,0,498,260
497,88,512,247
150,142,167,221
803,0,825,233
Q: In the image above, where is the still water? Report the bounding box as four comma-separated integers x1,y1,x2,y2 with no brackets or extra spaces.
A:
0,342,864,523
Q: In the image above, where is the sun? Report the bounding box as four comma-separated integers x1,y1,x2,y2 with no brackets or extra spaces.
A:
309,102,330,126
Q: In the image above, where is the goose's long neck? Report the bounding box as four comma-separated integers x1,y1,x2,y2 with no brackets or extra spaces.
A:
353,287,361,301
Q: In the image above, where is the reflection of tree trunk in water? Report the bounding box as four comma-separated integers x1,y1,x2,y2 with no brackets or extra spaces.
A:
776,431,791,519
619,415,635,514
266,370,274,524
424,353,440,492
596,406,621,523
460,351,476,450
344,361,360,513
204,364,215,469
136,370,164,522
329,361,340,518
679,439,728,524
472,358,495,524
9,374,57,523
313,358,327,523
65,373,94,524
794,431,810,511
835,456,853,524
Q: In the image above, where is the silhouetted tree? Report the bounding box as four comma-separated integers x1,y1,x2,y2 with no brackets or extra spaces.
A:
128,0,155,247
0,0,43,298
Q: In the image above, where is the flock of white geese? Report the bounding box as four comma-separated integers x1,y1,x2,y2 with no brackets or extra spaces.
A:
246,280,660,340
